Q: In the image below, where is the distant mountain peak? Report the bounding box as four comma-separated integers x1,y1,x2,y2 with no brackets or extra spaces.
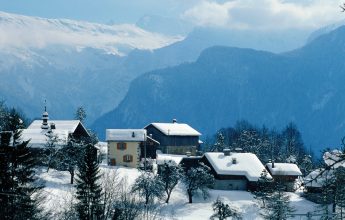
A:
0,11,182,56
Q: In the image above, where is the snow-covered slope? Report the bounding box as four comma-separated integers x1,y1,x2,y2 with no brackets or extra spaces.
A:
38,166,318,220
0,11,182,56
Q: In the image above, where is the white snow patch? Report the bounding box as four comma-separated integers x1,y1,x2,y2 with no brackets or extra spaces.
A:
38,165,319,219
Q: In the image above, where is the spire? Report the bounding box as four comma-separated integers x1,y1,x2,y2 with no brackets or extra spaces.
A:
41,100,49,129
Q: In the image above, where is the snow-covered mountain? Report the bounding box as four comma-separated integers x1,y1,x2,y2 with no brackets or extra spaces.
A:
0,11,183,124
0,11,182,56
92,25,345,154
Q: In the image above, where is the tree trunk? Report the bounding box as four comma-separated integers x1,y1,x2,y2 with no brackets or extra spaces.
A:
188,191,193,203
70,170,74,184
166,192,171,203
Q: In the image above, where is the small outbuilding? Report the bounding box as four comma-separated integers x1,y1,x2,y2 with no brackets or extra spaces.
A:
265,162,302,192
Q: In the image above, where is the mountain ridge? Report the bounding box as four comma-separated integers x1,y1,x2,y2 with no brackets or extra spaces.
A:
92,25,345,153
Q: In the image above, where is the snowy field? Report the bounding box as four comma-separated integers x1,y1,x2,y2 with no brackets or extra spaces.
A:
37,165,320,220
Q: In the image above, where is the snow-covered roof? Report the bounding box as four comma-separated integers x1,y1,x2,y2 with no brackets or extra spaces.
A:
146,122,201,136
304,168,333,188
156,152,185,165
204,152,271,181
28,120,82,133
323,150,345,168
266,163,302,176
21,129,68,148
106,129,146,142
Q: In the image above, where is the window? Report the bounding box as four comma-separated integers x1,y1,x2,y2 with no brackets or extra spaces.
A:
117,142,127,150
123,155,133,162
110,159,116,166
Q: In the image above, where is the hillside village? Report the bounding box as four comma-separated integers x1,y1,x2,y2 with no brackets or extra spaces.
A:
1,105,345,219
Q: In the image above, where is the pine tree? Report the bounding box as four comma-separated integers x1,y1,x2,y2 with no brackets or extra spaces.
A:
75,144,103,220
262,183,294,220
158,162,182,203
213,132,226,152
253,169,273,208
335,167,345,218
75,106,87,123
0,108,45,220
44,131,61,172
182,162,214,203
210,197,242,220
59,138,84,184
131,172,164,205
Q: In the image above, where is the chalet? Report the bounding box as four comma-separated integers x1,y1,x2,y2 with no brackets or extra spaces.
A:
106,129,159,168
20,109,90,148
265,162,302,192
144,120,201,156
201,150,271,191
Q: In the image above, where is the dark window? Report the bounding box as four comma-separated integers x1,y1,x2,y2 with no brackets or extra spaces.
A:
117,142,127,150
123,155,133,162
110,159,116,166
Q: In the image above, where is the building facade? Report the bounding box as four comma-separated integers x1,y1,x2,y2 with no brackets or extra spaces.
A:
144,120,201,156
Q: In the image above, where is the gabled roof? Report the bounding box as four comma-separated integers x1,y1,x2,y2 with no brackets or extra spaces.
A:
28,120,83,133
20,129,68,148
266,163,302,176
145,122,201,136
106,129,146,142
204,152,271,181
22,119,89,148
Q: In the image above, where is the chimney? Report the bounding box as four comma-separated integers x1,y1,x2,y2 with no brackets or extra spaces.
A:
172,119,177,123
50,123,56,130
41,111,49,129
232,158,237,164
41,101,49,129
186,151,191,157
272,160,275,168
132,132,135,138
223,148,230,156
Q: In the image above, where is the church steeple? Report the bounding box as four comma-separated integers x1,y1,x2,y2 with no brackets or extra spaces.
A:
41,100,49,129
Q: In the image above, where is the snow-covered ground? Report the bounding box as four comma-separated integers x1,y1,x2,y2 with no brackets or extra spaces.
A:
37,166,319,219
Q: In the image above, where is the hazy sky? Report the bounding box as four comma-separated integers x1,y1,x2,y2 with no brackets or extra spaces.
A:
0,0,344,30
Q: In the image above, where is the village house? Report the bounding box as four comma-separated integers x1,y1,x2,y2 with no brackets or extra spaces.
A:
201,149,271,191
106,129,159,168
144,120,201,156
265,162,302,192
21,108,90,149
